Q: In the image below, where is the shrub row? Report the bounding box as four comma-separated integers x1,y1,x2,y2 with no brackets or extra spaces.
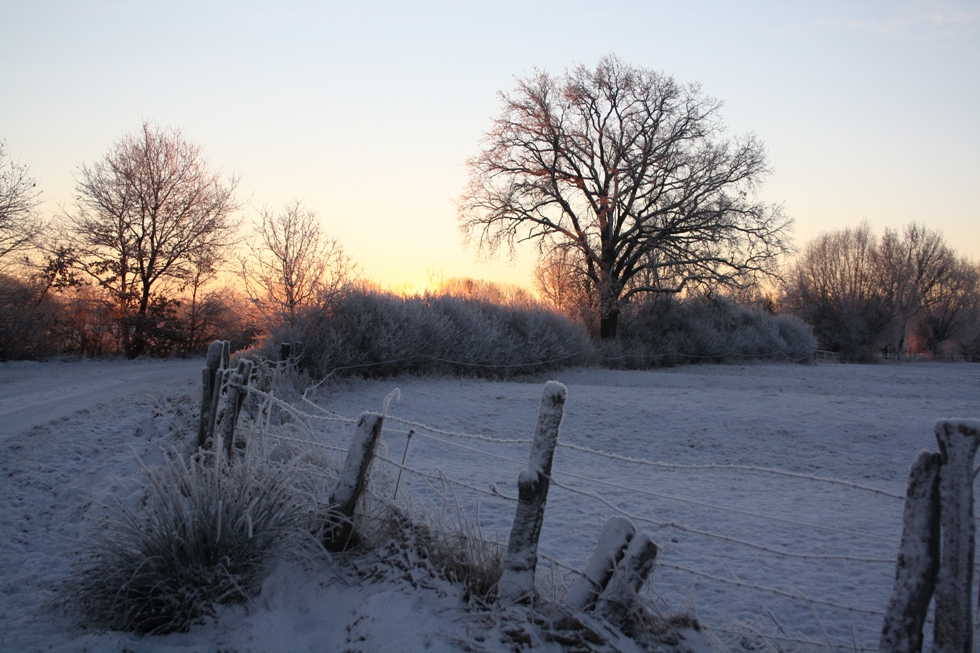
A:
253,289,595,378
249,289,816,379
602,295,817,367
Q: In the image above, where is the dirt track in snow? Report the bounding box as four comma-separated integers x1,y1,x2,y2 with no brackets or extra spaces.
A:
0,358,201,439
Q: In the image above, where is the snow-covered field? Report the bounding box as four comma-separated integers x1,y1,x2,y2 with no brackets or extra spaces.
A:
1,358,977,652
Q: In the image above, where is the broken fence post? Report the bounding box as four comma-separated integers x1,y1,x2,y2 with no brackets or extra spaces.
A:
498,381,567,603
566,516,636,610
595,531,659,626
933,419,980,653
197,340,227,448
324,411,386,551
879,450,941,653
216,358,253,461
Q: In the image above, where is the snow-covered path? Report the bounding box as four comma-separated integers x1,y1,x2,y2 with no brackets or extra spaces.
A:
0,359,200,439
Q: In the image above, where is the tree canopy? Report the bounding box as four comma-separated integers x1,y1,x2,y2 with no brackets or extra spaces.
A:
0,140,44,263
66,122,240,356
459,55,791,337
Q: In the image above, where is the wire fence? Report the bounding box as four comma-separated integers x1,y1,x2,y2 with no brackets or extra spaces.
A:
242,381,942,652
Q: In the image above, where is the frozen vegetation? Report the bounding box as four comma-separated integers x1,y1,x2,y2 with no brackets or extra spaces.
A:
0,358,978,651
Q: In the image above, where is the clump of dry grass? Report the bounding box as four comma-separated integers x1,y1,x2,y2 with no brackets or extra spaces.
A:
60,444,317,635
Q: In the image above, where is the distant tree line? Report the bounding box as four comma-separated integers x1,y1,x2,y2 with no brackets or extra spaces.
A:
0,123,353,360
2,57,978,367
782,222,979,361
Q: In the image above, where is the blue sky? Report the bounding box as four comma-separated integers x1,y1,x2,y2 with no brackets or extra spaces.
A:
2,0,978,290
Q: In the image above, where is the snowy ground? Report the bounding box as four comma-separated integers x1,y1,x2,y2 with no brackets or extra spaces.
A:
0,358,977,652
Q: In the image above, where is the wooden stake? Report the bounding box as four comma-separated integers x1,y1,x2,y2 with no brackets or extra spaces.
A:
498,381,566,603
933,419,980,653
324,412,385,551
595,531,659,626
566,516,636,610
879,450,941,653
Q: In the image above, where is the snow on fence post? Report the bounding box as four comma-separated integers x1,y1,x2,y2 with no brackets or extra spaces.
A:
498,381,567,603
216,358,253,461
879,450,941,653
566,516,636,610
933,419,980,653
197,340,228,449
323,411,385,551
595,531,659,626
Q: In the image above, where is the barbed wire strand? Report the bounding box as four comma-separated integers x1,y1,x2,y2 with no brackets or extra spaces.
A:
657,562,885,617
549,469,895,543
546,476,895,563
557,442,905,501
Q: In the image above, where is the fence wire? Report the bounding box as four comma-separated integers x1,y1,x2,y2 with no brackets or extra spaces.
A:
242,381,905,647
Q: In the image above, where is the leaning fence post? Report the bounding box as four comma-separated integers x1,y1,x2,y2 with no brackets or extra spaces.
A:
595,531,659,626
933,419,980,653
879,450,941,653
216,358,253,461
566,516,636,610
498,381,567,603
324,412,385,551
197,340,226,448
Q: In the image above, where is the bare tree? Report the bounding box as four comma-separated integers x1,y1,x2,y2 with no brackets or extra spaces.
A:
913,257,980,357
459,55,791,338
66,122,240,357
876,223,954,357
784,222,966,360
242,200,354,326
782,223,894,360
0,140,44,263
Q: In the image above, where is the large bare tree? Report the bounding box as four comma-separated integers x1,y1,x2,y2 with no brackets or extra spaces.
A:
0,140,44,263
459,55,791,338
67,122,240,356
241,200,354,326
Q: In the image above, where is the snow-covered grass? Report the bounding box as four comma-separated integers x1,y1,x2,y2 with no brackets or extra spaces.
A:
57,442,322,635
0,358,977,651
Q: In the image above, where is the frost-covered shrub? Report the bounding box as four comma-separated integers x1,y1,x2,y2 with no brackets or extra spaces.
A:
604,295,816,367
0,273,60,360
61,446,316,635
251,288,594,378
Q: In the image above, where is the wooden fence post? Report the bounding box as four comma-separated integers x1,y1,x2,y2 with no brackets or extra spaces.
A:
498,381,567,603
933,419,980,653
879,450,941,653
216,358,253,460
595,531,659,626
197,340,226,448
566,516,636,610
324,411,385,551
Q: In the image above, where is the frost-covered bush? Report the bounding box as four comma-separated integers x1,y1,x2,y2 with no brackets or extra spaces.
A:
0,273,60,360
252,288,594,378
603,295,816,367
61,446,318,635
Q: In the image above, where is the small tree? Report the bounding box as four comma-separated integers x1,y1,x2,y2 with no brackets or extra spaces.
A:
66,122,240,357
242,200,354,327
0,140,44,263
459,55,791,339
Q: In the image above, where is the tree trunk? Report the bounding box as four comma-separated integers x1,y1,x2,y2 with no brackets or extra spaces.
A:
600,310,619,339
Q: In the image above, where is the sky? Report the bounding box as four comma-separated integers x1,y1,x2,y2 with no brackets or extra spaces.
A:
1,0,978,292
